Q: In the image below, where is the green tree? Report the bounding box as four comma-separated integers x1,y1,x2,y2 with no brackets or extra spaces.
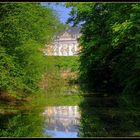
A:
0,3,63,97
66,3,140,105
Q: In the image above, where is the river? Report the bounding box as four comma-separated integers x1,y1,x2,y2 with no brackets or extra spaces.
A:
1,79,139,137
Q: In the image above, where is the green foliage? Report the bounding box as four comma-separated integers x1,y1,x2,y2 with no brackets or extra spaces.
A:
44,56,79,74
0,3,63,96
0,47,24,92
52,56,79,71
66,3,140,105
43,56,80,91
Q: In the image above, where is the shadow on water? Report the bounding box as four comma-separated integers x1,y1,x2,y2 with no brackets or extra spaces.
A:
78,84,140,137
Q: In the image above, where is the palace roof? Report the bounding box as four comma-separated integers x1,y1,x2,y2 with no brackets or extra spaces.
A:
54,27,81,40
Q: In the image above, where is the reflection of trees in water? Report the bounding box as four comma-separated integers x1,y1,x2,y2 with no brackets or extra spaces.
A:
79,95,140,137
0,112,44,137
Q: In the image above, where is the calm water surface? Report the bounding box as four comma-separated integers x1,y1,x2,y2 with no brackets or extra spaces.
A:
0,83,140,137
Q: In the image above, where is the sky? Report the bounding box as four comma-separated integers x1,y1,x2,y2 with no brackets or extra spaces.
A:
41,2,72,24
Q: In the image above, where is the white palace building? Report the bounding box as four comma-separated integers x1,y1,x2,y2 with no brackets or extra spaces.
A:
43,27,81,56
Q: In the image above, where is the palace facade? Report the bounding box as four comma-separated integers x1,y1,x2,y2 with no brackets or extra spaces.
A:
43,27,81,56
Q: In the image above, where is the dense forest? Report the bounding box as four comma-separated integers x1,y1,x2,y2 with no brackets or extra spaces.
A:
0,3,64,100
66,3,140,107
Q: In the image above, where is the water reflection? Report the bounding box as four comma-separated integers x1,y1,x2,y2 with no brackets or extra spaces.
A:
78,95,140,137
43,106,80,138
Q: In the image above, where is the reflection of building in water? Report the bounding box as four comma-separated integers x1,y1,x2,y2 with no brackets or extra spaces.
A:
43,106,80,133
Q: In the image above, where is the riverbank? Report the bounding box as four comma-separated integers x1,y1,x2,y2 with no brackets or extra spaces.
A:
0,56,80,112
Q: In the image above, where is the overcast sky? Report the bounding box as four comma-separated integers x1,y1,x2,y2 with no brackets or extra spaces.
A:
41,2,72,24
